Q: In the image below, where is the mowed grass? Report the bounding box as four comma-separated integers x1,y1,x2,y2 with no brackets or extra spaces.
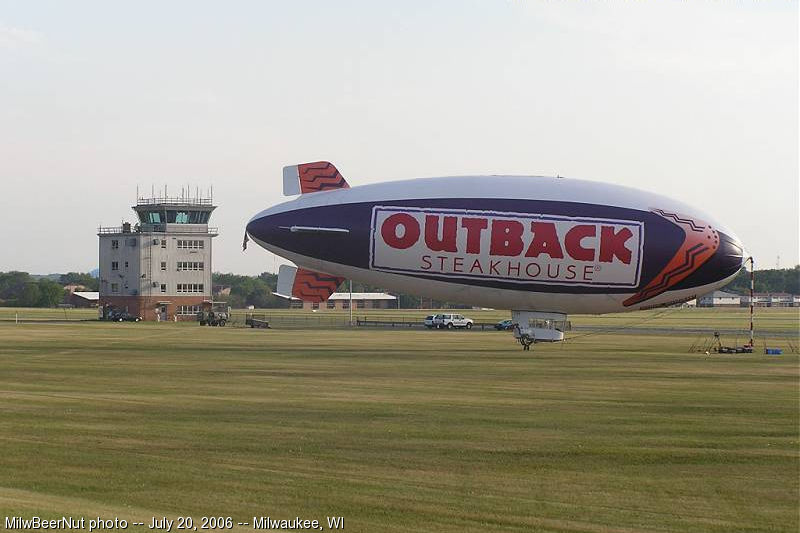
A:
0,321,797,532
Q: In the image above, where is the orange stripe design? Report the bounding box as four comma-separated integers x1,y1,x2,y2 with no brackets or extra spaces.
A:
291,268,344,303
623,209,719,307
297,161,349,194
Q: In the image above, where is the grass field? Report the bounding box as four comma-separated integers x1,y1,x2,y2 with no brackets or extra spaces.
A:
0,314,798,532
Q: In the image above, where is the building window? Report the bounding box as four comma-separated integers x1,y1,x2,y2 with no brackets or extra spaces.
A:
124,261,129,269
311,302,319,310
326,301,336,309
160,284,167,293
111,283,119,293
290,300,303,309
111,240,119,249
341,301,350,309
177,240,205,250
111,261,119,271
176,261,204,271
160,239,167,249
177,305,201,315
356,300,365,309
176,283,204,293
161,261,167,271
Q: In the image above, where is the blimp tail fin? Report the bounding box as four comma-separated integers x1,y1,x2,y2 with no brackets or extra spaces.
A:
274,264,344,303
283,161,350,196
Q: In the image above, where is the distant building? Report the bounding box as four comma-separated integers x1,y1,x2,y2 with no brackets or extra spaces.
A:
213,285,232,297
698,291,741,307
740,293,769,307
767,293,795,307
97,193,218,321
289,292,397,311
741,292,799,307
68,291,99,308
62,283,88,293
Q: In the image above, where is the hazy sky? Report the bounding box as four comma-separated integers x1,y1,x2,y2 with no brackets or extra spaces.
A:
1,1,797,275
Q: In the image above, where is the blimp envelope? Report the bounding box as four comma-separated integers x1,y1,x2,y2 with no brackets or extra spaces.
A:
247,161,746,317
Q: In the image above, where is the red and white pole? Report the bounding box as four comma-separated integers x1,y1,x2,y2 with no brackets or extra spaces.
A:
749,257,754,347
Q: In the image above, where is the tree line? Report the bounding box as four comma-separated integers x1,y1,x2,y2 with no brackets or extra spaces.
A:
0,266,797,308
722,265,799,295
0,272,71,307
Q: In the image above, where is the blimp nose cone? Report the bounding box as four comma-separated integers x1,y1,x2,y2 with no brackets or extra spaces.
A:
689,230,746,286
246,216,267,243
246,204,356,265
715,231,747,278
247,212,286,250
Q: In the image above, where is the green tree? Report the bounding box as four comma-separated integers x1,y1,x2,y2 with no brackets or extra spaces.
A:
19,283,41,307
59,272,99,291
37,279,65,307
0,271,32,304
724,266,800,294
212,272,289,309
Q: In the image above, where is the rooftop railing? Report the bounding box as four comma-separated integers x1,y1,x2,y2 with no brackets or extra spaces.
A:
97,225,219,235
135,196,214,207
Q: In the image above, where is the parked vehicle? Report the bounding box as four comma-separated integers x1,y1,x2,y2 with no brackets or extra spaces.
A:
423,315,436,329
434,313,473,329
108,310,141,322
197,310,228,326
495,319,514,331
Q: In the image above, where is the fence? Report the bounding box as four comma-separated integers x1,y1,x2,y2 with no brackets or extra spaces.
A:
227,312,503,330
0,307,98,322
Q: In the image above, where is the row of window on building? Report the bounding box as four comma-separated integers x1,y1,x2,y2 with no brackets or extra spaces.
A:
177,283,205,293
177,305,202,315
176,261,204,271
108,282,205,294
110,238,204,250
141,210,211,224
177,239,204,249
113,261,205,271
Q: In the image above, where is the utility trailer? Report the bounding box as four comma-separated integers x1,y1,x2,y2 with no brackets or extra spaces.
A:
245,315,270,329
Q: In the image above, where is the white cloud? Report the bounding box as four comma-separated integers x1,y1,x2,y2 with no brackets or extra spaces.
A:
0,22,43,49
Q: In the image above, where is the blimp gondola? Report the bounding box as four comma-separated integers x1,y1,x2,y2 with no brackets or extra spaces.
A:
245,161,746,349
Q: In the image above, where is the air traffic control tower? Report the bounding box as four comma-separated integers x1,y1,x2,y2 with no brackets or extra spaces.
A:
98,192,218,321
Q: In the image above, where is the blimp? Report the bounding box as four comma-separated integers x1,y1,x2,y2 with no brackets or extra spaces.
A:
245,161,746,348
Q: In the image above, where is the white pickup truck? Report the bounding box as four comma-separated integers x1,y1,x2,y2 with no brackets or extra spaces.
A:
433,313,474,329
